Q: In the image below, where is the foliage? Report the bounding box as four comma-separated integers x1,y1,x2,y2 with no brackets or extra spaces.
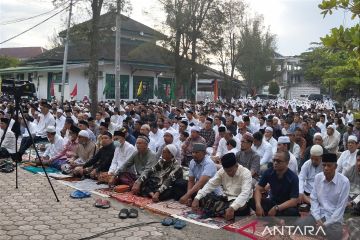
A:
319,0,360,57
301,45,359,95
317,0,360,97
0,56,21,69
268,81,279,95
236,16,277,92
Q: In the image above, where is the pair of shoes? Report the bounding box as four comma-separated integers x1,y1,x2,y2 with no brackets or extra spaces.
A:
118,208,138,219
94,198,111,209
161,217,186,229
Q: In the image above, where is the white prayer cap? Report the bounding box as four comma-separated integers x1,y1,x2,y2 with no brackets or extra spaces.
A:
190,126,200,132
327,125,335,130
313,133,322,139
164,130,174,137
46,126,56,133
348,135,358,143
165,144,177,157
57,109,63,113
310,145,323,156
265,127,273,133
78,130,89,138
278,136,290,144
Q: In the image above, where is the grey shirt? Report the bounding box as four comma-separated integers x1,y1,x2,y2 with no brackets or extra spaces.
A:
117,149,157,180
344,165,360,198
235,149,260,179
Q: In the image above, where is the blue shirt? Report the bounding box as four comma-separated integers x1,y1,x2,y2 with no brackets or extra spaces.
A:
258,167,299,204
189,156,217,182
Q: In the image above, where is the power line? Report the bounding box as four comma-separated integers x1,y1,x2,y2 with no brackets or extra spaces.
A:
0,3,72,45
0,0,71,26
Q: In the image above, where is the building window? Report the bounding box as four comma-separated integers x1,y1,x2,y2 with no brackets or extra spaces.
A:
104,74,129,99
52,72,69,84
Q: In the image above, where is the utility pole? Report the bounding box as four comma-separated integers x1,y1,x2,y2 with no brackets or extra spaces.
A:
60,0,73,106
115,0,121,108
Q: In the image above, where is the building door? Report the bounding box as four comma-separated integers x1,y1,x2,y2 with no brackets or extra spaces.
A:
158,77,172,102
104,74,130,99
133,76,154,101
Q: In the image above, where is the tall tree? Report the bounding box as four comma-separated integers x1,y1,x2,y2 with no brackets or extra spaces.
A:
160,0,221,100
52,0,131,116
210,0,247,97
236,16,277,94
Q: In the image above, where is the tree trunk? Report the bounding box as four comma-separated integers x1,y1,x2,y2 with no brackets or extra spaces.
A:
88,0,103,117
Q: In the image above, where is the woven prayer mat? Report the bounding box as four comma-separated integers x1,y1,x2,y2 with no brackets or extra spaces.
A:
173,210,231,229
223,215,272,239
22,166,60,174
110,192,153,207
144,200,192,216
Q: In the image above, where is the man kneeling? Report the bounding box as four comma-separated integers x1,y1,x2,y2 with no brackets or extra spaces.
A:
138,144,183,202
192,153,252,220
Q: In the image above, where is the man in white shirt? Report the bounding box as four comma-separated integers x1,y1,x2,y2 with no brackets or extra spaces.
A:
0,118,16,155
55,109,66,136
149,122,164,152
264,127,278,155
252,132,273,172
192,153,252,220
337,135,358,174
323,125,341,154
296,153,350,240
41,126,65,164
298,145,323,205
277,136,298,175
108,130,136,176
19,102,55,155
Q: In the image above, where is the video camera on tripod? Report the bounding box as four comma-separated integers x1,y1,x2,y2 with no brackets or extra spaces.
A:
1,78,36,98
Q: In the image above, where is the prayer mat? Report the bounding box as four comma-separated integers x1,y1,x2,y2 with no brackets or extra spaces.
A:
21,154,36,162
223,216,273,239
144,200,192,216
58,179,108,192
173,210,230,229
22,166,60,174
110,192,153,207
37,172,73,179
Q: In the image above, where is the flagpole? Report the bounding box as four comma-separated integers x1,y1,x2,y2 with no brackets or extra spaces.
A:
60,0,73,107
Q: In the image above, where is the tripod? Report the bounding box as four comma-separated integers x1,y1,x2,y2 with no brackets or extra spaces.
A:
8,96,60,202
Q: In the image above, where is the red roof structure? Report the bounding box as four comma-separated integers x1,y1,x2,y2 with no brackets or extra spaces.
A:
0,47,47,60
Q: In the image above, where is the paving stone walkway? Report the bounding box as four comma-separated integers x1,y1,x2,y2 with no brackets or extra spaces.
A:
0,168,241,240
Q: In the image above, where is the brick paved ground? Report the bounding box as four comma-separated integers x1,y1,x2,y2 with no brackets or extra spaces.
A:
0,168,242,240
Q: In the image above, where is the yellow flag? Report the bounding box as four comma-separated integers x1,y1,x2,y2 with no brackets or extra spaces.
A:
137,81,143,96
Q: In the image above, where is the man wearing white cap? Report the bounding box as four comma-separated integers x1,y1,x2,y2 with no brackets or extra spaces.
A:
71,130,96,176
298,145,323,205
182,126,206,166
337,135,359,174
277,136,298,175
41,126,65,163
323,124,340,154
155,130,182,164
264,127,278,155
55,109,66,136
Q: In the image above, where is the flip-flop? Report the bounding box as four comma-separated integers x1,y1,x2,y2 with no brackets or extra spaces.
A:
173,219,186,229
118,208,129,219
161,217,175,226
70,190,91,199
128,208,138,218
94,199,111,209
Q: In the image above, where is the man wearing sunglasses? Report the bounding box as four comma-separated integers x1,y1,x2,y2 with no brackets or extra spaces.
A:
250,150,300,217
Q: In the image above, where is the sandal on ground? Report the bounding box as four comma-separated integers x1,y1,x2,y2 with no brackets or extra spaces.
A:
161,217,175,226
128,208,138,218
118,208,129,219
173,219,186,229
94,199,111,209
70,190,91,199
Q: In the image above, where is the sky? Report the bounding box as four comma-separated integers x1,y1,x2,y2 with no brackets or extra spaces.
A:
0,0,355,56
